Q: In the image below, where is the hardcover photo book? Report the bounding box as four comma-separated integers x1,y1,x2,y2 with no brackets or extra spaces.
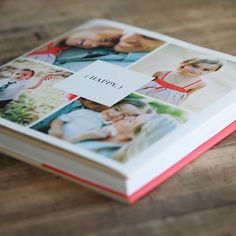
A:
0,19,236,203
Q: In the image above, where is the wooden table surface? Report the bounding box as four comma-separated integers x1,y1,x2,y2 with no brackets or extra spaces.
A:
0,0,236,235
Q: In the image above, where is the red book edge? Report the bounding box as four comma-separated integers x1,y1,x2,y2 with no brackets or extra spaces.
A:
42,120,236,203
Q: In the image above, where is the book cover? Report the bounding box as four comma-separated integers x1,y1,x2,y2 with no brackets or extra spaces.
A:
0,19,236,202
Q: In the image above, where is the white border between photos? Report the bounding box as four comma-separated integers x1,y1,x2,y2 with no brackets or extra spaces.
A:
0,19,236,177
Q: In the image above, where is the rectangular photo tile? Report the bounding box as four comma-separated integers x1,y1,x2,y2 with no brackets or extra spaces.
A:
131,44,236,112
0,58,74,126
26,23,165,72
31,93,189,163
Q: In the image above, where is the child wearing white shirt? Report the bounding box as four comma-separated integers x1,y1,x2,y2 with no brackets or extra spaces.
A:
0,69,35,108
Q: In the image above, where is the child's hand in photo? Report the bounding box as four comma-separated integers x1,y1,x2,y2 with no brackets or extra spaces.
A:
90,128,111,139
48,119,65,139
48,127,64,139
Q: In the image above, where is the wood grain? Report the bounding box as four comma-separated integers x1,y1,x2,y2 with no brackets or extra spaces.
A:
0,0,236,235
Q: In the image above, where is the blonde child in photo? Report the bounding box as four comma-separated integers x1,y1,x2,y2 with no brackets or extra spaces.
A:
113,113,180,162
137,58,223,106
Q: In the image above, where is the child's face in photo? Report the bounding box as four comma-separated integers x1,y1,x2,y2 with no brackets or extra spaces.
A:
180,63,219,77
65,27,122,49
101,103,145,123
112,114,156,141
114,34,159,53
113,116,136,140
12,70,34,81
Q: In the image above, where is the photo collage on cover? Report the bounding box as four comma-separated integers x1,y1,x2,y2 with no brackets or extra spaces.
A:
1,22,236,163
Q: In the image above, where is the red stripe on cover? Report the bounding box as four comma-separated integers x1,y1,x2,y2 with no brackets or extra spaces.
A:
42,163,128,199
42,120,236,203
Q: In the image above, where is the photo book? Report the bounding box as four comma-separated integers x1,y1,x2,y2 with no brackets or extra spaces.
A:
0,19,236,203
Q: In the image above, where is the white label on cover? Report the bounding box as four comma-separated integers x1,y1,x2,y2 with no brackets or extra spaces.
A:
54,60,153,106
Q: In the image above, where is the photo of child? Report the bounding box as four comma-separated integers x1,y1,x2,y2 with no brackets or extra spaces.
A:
31,94,189,163
0,67,35,108
137,58,223,105
0,58,73,125
27,25,164,71
131,44,236,112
